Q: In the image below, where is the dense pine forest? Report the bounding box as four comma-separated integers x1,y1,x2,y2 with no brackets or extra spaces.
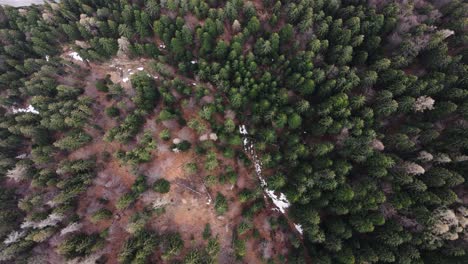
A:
0,0,467,263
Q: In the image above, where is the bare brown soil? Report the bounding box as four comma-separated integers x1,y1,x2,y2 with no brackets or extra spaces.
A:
59,49,294,263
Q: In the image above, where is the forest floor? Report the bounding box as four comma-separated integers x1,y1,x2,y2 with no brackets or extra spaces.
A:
57,50,294,263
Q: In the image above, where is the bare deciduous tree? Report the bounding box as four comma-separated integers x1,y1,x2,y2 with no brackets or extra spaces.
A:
117,37,130,57
414,96,435,112
60,222,82,236
3,231,25,245
402,161,425,175
6,164,27,181
418,151,433,162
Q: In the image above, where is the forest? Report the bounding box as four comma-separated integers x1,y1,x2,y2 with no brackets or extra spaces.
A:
0,0,467,263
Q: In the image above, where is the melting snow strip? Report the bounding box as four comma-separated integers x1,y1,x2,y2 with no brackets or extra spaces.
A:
239,124,304,234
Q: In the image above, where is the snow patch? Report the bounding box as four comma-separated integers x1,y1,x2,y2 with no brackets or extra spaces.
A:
45,55,49,62
137,67,144,71
239,125,291,213
294,224,303,234
13,105,39,114
16,153,28,159
239,124,304,234
122,77,129,83
68,51,83,62
190,60,197,64
172,148,180,153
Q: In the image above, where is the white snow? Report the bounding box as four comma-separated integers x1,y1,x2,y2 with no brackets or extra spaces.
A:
238,125,291,213
137,67,144,71
190,60,197,64
122,77,129,83
159,44,166,49
239,124,303,233
16,153,27,159
13,105,39,114
192,82,197,86
239,125,248,135
265,190,291,213
68,51,83,62
172,148,180,153
45,55,49,62
294,224,303,234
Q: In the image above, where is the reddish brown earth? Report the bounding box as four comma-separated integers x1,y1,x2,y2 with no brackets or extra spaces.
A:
59,50,294,263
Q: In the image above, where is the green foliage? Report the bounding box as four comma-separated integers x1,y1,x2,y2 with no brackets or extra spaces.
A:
118,231,158,264
162,233,184,260
116,193,136,210
57,233,103,259
131,72,159,112
1,1,467,263
153,179,170,193
105,106,120,117
172,140,191,152
96,76,111,92
106,113,145,143
233,238,246,259
91,208,112,223
116,132,156,165
53,130,92,151
214,192,228,215
159,129,171,141
202,223,212,240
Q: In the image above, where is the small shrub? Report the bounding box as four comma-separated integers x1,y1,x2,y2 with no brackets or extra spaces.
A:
214,193,228,215
96,79,109,92
153,179,170,193
202,223,212,240
162,233,184,260
116,193,136,210
159,129,171,141
105,106,120,117
234,238,246,259
177,140,191,151
158,109,176,120
237,221,252,235
91,208,112,223
205,175,217,186
131,175,148,195
184,163,198,174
